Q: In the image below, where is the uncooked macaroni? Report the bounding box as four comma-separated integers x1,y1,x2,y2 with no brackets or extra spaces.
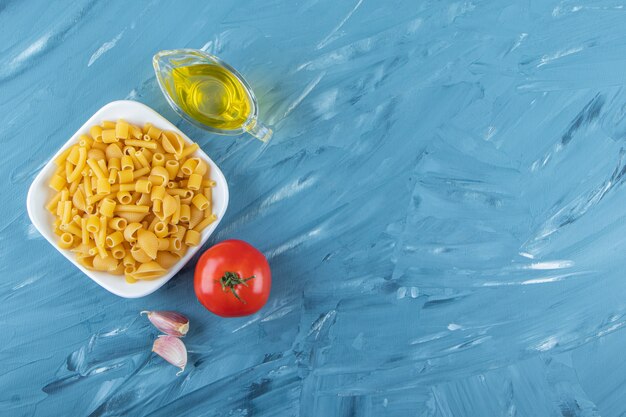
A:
47,120,217,283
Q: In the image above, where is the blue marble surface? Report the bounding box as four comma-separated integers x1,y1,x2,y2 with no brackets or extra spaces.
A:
2,0,626,415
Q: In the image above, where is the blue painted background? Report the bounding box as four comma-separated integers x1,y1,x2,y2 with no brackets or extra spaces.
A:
2,0,626,415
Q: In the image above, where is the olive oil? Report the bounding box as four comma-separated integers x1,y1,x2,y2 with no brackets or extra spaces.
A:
154,49,273,141
166,64,252,130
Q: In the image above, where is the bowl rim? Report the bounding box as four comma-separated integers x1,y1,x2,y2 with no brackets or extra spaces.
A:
26,100,229,298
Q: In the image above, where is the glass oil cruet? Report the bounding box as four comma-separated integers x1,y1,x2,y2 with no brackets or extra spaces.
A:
153,49,273,142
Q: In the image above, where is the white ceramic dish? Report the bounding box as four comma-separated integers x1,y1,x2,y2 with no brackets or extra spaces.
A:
26,100,229,298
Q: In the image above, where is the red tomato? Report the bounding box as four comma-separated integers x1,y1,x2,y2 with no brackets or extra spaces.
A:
194,240,271,317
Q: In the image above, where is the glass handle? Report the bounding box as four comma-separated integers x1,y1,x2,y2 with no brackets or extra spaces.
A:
246,120,273,142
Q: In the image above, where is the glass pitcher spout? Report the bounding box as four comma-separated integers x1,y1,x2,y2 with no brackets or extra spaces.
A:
153,49,273,142
246,120,273,143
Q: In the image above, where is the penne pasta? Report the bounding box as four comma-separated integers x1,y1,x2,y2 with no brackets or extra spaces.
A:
106,231,124,248
165,160,179,178
135,179,152,194
115,204,149,213
193,214,217,232
121,155,134,171
46,192,63,213
99,198,116,217
179,143,199,160
188,206,203,229
149,166,169,186
187,173,202,190
180,158,199,176
184,229,201,246
81,218,89,245
191,194,209,210
146,125,162,141
133,166,150,178
126,139,157,149
130,124,143,139
49,174,67,192
102,129,117,144
135,148,150,167
179,204,191,223
111,244,126,260
116,191,133,205
60,222,82,238
90,125,103,141
116,120,129,140
87,159,106,179
54,147,73,166
108,217,128,230
152,152,165,167
58,233,74,249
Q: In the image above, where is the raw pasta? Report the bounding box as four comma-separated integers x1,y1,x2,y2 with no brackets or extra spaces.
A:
47,119,217,282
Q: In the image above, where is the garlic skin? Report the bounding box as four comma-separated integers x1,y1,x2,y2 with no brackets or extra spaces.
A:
141,310,189,337
152,335,188,375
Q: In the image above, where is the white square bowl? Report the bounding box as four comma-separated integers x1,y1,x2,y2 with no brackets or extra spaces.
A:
26,100,229,298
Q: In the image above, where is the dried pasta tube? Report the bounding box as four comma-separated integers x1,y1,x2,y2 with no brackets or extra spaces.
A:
184,229,201,246
115,205,149,213
111,244,126,259
102,129,117,144
135,149,150,167
146,125,162,141
99,198,116,217
58,233,74,249
179,204,190,223
180,158,199,176
106,231,124,248
133,166,150,178
179,143,199,160
90,125,103,141
97,178,111,195
165,160,179,179
187,173,202,191
87,159,106,179
130,124,142,139
193,214,217,232
135,179,152,194
126,139,157,150
152,152,165,167
117,191,132,205
191,194,209,210
154,221,168,238
108,217,127,230
121,155,134,171
115,120,129,140
49,174,67,192
108,157,120,184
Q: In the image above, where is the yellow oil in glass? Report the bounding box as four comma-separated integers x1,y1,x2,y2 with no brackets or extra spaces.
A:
165,64,252,130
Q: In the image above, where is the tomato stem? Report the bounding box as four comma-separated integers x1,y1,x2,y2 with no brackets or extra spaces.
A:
218,272,255,304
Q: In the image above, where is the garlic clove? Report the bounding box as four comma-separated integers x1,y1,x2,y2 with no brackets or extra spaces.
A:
152,335,187,375
141,310,189,337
